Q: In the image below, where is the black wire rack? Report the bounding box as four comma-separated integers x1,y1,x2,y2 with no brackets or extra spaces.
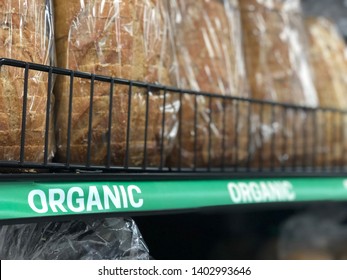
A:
0,58,346,178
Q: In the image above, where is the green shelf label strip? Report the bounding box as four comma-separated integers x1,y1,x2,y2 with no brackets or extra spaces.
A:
1,178,347,220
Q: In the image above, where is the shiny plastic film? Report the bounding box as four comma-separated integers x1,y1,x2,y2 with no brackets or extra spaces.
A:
54,0,179,167
0,0,55,162
0,218,150,260
278,205,347,260
240,0,319,168
167,0,250,168
306,17,347,166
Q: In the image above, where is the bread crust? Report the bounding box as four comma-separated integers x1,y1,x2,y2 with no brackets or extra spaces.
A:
167,0,249,168
0,0,55,162
54,0,178,167
240,0,318,168
306,17,347,166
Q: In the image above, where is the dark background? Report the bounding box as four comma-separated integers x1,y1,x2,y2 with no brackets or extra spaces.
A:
302,0,347,40
135,202,347,260
134,207,297,260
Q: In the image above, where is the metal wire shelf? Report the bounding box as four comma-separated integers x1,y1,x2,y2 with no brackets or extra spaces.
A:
0,58,346,176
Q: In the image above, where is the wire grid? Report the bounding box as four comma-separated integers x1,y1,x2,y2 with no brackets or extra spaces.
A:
0,58,345,174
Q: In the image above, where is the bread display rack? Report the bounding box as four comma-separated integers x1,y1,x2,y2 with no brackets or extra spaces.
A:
0,57,346,225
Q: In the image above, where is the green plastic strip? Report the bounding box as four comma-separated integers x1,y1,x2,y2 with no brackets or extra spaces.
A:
0,178,347,220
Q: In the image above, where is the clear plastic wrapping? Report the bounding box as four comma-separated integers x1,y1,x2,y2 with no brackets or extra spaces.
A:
240,0,319,168
306,17,347,165
306,17,347,109
0,218,150,260
278,205,347,260
167,0,250,168
0,0,55,162
54,0,179,167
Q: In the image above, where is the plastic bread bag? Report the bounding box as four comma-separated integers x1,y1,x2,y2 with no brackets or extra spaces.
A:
305,17,347,167
0,217,150,260
240,0,319,169
54,0,179,167
166,0,251,169
278,204,347,260
0,0,55,163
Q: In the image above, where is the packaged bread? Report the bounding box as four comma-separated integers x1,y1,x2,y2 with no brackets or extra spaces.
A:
54,0,179,167
0,0,55,162
240,0,319,168
167,0,250,169
306,17,347,166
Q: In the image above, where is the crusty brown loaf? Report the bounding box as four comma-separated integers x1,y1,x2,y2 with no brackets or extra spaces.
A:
306,17,347,166
54,0,177,167
167,0,249,168
0,0,55,162
306,18,347,109
240,0,318,168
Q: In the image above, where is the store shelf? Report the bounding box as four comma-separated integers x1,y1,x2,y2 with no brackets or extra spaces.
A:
0,58,346,224
0,176,347,223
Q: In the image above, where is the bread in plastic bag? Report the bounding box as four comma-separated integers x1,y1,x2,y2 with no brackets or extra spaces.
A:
240,0,319,168
306,17,347,166
0,0,55,162
54,0,179,167
0,217,150,260
167,0,250,168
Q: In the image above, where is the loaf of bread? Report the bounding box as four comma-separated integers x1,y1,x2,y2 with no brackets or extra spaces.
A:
167,0,249,168
54,0,178,167
0,0,55,162
306,17,347,166
240,0,318,168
